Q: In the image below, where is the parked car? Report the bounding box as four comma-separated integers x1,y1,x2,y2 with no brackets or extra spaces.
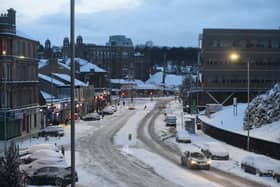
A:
20,149,64,164
111,105,118,112
181,151,211,170
20,158,68,176
82,113,101,121
24,166,78,187
273,166,280,182
241,155,276,176
165,115,177,126
176,130,191,143
128,104,136,110
19,143,60,156
200,142,229,160
38,126,64,137
101,106,114,115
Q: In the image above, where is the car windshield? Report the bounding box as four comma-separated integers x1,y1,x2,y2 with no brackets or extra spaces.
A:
191,152,205,159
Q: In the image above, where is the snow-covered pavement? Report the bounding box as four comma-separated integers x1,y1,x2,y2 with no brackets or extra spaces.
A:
6,97,280,186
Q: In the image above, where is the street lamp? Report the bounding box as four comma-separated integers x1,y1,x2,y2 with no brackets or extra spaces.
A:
229,52,250,151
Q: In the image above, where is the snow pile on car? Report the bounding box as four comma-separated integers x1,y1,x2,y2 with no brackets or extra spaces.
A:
244,83,280,129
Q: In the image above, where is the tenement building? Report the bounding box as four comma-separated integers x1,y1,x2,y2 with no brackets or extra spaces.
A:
0,9,43,140
195,28,280,106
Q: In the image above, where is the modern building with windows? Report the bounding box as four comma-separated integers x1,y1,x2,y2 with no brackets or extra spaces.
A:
193,28,280,107
0,8,43,140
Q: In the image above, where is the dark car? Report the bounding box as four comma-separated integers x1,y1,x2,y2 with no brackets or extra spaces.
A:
38,126,64,137
181,151,211,170
25,166,78,187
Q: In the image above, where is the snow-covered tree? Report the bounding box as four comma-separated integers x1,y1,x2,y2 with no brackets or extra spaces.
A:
0,142,23,187
244,83,280,129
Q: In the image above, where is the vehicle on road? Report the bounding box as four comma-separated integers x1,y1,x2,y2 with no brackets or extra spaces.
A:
241,155,276,176
165,115,177,126
175,130,191,143
111,105,118,112
38,126,64,137
181,151,211,170
82,112,101,121
20,149,64,164
24,166,78,187
200,142,229,160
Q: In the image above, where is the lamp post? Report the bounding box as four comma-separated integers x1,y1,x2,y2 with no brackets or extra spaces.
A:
230,53,250,151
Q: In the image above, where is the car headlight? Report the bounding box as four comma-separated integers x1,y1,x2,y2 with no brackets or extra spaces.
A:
207,160,212,165
191,160,197,165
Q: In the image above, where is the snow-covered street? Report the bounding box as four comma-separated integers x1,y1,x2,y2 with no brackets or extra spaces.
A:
8,97,280,187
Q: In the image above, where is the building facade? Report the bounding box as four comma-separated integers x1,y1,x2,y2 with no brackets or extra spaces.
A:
195,28,280,106
0,9,43,140
62,35,135,80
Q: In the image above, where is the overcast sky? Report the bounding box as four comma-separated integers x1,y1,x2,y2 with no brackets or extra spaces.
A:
1,0,280,47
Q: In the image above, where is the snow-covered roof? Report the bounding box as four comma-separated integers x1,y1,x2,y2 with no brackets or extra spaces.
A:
38,59,48,69
145,72,184,88
134,52,144,57
38,74,66,86
80,63,106,73
110,79,144,85
58,62,71,70
40,91,54,100
64,57,106,73
136,84,159,90
52,73,88,87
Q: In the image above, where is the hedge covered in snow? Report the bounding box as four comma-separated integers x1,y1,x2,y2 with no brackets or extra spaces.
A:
244,83,280,130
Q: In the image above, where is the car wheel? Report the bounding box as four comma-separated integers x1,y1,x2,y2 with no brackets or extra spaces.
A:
24,177,32,185
55,178,63,187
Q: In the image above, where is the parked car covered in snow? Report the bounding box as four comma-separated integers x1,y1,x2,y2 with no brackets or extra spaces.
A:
24,166,78,186
38,125,64,137
181,151,211,170
176,130,191,143
200,142,229,160
19,143,60,156
20,158,68,176
20,149,64,164
241,154,276,176
82,112,101,121
101,106,114,115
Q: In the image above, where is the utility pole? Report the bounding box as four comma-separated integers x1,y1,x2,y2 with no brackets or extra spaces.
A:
70,0,76,186
3,61,7,154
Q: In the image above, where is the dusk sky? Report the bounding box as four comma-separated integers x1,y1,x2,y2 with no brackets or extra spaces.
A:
1,0,280,47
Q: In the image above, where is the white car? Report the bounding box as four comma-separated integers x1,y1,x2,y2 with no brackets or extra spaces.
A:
102,106,114,114
165,115,177,126
20,143,60,156
38,126,64,137
20,158,68,176
201,142,229,160
241,154,276,176
82,112,101,121
176,130,191,143
111,105,118,112
20,149,64,164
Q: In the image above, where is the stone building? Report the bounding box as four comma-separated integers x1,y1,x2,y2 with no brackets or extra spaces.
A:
0,8,43,140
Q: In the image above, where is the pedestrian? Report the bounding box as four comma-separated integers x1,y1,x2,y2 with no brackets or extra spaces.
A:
61,145,65,156
123,101,125,106
144,105,147,110
102,112,105,119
